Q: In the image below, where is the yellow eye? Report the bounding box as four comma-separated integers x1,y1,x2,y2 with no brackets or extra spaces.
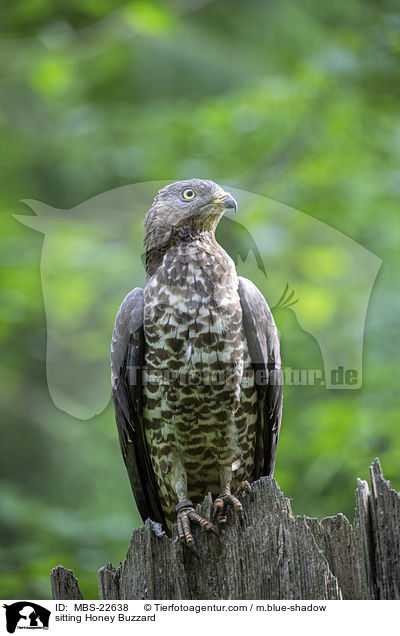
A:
182,188,196,201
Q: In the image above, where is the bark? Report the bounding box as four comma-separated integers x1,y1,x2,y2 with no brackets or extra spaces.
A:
51,458,399,600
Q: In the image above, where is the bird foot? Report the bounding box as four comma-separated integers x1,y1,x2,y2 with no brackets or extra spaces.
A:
213,491,244,525
235,480,252,497
176,499,218,548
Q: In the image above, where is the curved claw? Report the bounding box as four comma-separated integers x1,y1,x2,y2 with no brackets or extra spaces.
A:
213,499,228,524
213,492,243,525
206,523,220,537
235,480,252,497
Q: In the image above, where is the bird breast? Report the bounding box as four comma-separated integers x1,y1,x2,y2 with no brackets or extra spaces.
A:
143,236,245,379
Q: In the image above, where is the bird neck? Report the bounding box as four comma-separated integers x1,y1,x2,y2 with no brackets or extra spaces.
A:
144,228,216,279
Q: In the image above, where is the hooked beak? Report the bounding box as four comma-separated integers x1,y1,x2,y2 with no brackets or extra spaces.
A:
212,192,238,213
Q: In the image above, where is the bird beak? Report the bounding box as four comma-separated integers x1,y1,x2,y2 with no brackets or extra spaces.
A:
212,192,238,213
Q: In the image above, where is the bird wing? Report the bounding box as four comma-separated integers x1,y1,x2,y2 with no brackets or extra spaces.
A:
111,287,166,528
238,276,283,479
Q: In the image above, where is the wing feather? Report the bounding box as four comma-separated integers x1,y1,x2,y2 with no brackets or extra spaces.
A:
111,288,166,529
238,276,283,479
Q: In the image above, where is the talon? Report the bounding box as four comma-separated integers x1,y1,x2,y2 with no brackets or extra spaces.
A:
177,516,185,543
214,508,227,524
235,480,252,497
209,525,220,537
213,499,227,524
214,497,224,510
176,503,215,548
226,493,242,511
214,485,244,525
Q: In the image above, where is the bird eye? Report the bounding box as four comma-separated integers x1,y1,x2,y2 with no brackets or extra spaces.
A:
182,188,196,201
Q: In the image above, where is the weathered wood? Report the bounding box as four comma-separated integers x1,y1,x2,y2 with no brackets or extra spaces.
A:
354,477,376,598
305,513,359,599
369,459,400,599
50,458,399,600
50,565,83,600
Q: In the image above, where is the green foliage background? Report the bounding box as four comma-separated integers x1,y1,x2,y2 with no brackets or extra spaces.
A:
1,0,399,599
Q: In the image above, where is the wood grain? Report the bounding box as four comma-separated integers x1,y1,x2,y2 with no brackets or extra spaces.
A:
51,459,399,600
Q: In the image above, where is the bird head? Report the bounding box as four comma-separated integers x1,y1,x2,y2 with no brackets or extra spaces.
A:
144,179,237,252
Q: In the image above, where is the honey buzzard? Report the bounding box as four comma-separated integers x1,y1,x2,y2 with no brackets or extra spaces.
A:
111,179,282,546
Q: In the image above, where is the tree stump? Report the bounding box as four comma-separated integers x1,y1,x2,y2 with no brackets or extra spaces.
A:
50,458,399,600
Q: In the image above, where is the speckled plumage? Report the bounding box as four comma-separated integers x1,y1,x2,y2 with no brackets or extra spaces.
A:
143,233,258,526
111,179,282,537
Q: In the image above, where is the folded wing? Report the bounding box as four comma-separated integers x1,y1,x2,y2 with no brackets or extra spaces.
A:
111,288,166,528
238,276,283,479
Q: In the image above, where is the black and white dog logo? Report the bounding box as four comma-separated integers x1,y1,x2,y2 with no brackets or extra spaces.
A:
2,602,50,633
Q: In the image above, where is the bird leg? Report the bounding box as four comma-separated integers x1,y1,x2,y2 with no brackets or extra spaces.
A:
176,499,216,547
214,468,244,525
173,461,217,547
